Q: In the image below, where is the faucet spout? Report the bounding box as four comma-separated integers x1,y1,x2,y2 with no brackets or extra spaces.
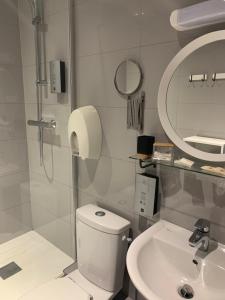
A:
189,219,210,252
189,229,209,252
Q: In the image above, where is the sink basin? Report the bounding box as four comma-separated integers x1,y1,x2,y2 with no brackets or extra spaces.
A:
127,220,225,300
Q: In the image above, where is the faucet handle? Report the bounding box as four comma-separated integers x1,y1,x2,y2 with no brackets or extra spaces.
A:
194,219,210,233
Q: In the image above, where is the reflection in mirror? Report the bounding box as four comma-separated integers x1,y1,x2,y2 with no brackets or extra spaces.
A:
167,40,225,155
114,60,142,95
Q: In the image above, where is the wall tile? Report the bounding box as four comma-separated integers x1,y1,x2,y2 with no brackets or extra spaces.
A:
159,167,225,242
75,0,102,56
0,23,21,65
78,156,136,215
32,201,74,257
0,139,28,174
0,66,24,103
45,0,68,17
19,7,36,67
0,104,26,140
98,107,137,161
30,172,72,224
22,65,36,103
140,8,177,46
0,0,32,246
77,48,140,108
27,140,72,187
0,171,30,212
143,108,167,140
76,54,106,108
141,41,181,109
46,10,69,62
0,0,18,26
99,0,141,53
0,202,32,245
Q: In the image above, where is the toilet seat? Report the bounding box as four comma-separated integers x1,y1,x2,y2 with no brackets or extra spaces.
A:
19,277,92,300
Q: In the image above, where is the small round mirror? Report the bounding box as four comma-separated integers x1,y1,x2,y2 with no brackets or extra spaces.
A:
114,60,142,96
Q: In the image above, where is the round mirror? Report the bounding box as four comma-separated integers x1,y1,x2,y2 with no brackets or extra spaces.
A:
114,60,142,95
158,30,225,162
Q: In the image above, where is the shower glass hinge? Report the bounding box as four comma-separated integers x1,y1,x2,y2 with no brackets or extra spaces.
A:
27,119,56,129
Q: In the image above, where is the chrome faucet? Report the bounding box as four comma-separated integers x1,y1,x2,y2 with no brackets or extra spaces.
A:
189,219,210,252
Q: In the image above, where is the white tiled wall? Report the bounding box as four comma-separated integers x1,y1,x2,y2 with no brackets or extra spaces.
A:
74,0,182,226
74,0,225,247
0,0,31,244
74,1,225,298
18,0,75,258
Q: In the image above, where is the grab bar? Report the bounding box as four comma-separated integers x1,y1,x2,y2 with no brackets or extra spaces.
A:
27,119,56,129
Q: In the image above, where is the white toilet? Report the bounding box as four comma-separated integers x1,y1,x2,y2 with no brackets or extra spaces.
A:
20,204,130,300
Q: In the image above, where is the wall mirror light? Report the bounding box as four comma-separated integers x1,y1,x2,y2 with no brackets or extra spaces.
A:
114,60,142,96
158,30,225,162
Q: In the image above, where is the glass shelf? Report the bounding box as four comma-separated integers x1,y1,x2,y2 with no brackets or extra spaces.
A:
129,155,225,179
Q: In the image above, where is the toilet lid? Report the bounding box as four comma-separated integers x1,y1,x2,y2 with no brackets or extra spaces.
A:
19,277,92,300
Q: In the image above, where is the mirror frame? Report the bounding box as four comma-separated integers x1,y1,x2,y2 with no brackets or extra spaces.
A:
114,59,143,96
158,30,225,162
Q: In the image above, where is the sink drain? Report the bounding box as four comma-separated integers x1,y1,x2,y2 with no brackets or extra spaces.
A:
178,284,194,299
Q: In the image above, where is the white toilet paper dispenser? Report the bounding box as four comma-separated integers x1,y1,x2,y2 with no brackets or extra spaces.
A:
68,106,102,160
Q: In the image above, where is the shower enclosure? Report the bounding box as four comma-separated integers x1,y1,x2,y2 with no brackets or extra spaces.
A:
0,0,75,298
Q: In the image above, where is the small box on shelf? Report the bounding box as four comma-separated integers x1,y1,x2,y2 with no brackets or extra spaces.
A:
152,142,174,163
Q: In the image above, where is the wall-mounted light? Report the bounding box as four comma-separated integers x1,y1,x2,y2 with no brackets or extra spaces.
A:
170,0,225,31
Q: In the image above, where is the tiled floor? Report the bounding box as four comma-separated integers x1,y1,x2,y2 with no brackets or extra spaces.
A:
0,231,73,300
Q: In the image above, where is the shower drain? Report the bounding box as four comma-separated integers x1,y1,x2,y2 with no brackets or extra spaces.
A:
178,284,194,299
0,262,22,280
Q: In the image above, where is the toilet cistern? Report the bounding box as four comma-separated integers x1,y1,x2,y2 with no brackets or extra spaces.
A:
189,219,210,252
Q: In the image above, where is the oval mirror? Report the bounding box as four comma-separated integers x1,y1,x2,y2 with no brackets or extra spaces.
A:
158,30,225,162
114,60,142,96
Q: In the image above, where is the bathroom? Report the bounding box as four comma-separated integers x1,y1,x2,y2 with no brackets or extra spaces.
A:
0,0,225,299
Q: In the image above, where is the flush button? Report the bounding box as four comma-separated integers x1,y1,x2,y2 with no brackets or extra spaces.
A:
95,211,106,217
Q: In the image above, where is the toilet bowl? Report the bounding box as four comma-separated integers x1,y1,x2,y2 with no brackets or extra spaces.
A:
19,205,130,300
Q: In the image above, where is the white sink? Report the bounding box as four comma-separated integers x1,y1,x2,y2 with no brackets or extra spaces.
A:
126,220,225,300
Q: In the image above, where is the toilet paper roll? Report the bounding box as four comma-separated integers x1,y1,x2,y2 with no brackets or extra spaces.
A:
68,106,102,160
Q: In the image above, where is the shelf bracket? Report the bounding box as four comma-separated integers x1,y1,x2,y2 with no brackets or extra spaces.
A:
139,159,156,169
